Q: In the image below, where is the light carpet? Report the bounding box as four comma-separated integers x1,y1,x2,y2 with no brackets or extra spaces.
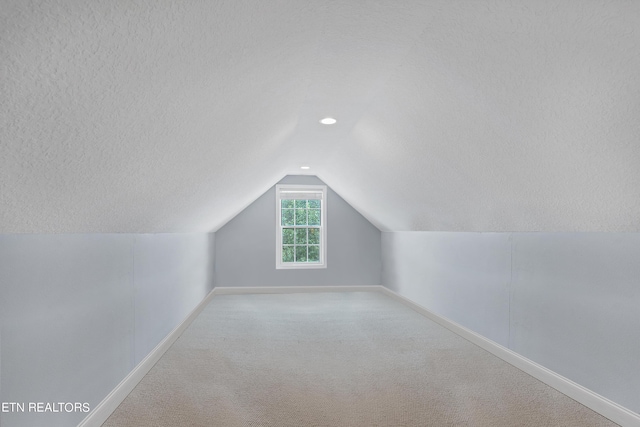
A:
102,291,618,426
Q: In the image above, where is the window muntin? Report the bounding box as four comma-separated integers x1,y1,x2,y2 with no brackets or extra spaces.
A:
276,185,327,269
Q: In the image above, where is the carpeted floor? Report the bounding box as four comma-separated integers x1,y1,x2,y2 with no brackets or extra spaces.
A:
102,291,618,426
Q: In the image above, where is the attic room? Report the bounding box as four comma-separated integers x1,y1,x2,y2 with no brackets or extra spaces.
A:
1,1,639,426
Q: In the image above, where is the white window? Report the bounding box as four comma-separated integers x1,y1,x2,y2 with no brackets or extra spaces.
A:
276,184,327,269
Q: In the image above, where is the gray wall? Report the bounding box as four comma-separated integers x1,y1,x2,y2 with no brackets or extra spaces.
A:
0,233,215,427
215,175,382,287
382,231,640,415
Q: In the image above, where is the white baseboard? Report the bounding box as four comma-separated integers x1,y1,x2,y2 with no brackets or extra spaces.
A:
77,287,218,427
378,287,640,427
212,285,384,295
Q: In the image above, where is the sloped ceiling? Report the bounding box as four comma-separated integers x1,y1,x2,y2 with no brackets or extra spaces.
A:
2,1,639,233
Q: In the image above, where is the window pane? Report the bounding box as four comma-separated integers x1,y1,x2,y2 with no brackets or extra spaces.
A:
295,228,307,244
282,209,294,226
295,209,307,225
308,245,320,262
295,199,307,209
295,245,307,262
282,228,294,244
308,209,320,225
308,228,320,244
282,246,294,262
308,200,320,209
281,200,294,209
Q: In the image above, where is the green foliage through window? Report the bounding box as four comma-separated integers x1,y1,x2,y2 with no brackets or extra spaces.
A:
295,228,307,244
308,245,320,261
295,245,307,262
281,198,322,263
282,228,294,244
282,246,294,262
308,228,319,244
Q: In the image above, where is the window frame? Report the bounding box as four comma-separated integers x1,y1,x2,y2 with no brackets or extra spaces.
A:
275,184,327,269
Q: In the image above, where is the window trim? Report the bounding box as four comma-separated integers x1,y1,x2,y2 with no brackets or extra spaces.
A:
275,184,327,269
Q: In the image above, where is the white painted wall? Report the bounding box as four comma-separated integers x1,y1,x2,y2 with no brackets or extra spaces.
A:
382,232,511,346
382,231,640,415
0,233,215,427
133,234,215,363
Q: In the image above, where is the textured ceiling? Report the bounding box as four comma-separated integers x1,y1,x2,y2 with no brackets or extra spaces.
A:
2,1,640,233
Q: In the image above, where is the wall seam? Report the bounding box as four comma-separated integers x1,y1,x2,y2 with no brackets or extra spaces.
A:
132,235,136,368
508,233,513,349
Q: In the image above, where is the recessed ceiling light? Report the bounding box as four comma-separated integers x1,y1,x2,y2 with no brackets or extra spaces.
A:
300,166,310,170
320,117,337,125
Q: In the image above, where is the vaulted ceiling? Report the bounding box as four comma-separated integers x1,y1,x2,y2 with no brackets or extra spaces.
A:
2,1,639,233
